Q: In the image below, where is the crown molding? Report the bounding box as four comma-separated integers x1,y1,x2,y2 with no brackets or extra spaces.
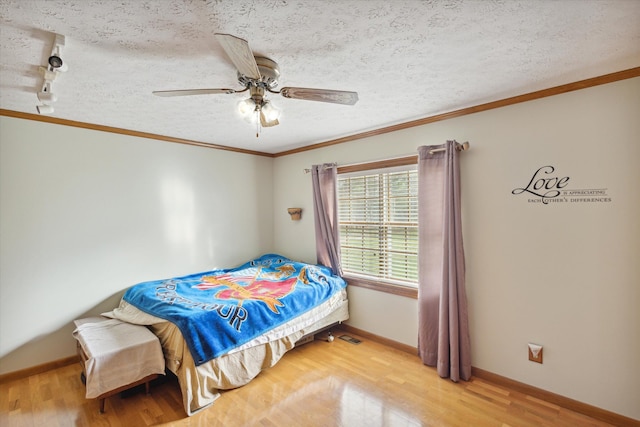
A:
0,109,275,158
2,67,638,158
274,67,640,157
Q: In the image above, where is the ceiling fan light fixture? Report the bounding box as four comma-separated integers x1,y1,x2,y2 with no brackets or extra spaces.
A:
238,98,256,117
261,100,280,123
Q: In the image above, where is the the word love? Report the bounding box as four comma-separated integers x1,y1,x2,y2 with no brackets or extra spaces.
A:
512,166,570,204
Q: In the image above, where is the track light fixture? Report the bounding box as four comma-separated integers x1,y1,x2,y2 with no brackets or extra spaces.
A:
47,34,67,72
37,80,57,104
48,55,63,69
36,105,54,115
36,33,67,114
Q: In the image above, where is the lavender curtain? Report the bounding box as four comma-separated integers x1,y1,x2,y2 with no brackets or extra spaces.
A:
417,141,471,382
311,164,343,276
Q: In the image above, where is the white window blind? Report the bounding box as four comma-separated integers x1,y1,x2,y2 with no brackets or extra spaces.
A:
338,167,418,286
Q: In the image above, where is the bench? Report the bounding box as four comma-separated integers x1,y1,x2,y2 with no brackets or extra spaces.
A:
73,316,165,413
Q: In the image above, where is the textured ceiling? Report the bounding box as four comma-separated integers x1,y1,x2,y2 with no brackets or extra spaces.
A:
1,0,639,154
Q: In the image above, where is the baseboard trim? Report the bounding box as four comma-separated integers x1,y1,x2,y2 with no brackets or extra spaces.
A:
0,355,79,384
339,324,418,356
471,367,639,427
338,325,639,426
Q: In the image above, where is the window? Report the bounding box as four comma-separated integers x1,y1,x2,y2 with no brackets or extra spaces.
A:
337,158,418,296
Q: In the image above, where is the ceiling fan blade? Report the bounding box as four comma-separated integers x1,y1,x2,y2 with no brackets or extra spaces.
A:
214,33,261,80
153,88,236,97
279,87,359,105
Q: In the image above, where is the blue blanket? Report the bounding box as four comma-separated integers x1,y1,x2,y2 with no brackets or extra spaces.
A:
123,254,346,365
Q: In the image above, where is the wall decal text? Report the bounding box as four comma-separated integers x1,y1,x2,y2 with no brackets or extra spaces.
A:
512,166,611,205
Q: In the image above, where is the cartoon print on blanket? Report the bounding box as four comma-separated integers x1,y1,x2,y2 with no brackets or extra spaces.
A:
193,263,307,314
122,254,346,365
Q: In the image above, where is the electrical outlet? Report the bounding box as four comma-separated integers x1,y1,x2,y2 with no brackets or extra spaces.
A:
528,344,543,363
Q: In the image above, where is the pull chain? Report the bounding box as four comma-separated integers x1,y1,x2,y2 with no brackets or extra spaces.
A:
255,107,260,138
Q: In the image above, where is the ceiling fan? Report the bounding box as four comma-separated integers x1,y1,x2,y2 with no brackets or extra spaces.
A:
153,33,359,136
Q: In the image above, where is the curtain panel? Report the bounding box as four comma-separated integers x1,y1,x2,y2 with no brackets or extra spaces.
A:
417,141,471,382
311,163,343,276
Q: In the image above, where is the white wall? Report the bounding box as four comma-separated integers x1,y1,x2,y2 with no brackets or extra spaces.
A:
1,77,637,420
273,77,640,420
0,117,274,373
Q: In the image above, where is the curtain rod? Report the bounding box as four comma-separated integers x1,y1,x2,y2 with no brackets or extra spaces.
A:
429,141,470,154
303,141,470,173
303,162,337,174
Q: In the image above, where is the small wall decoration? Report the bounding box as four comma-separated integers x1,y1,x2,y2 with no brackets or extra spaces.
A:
512,165,612,205
287,208,302,220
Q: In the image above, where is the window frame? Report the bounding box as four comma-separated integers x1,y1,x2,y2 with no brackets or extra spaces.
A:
337,155,419,299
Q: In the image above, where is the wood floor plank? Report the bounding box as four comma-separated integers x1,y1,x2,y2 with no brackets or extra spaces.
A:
0,329,624,426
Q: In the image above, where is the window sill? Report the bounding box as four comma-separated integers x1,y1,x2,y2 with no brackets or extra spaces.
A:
343,275,418,299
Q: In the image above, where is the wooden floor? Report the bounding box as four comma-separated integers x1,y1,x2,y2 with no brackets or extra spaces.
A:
0,330,617,427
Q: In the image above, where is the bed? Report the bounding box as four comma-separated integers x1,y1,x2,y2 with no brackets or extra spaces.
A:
104,253,349,415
